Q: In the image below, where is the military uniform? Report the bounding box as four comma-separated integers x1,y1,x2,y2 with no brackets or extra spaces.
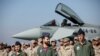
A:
50,46,58,56
74,41,94,56
8,51,15,56
93,45,100,56
58,45,75,56
11,50,27,56
57,46,63,56
26,46,38,56
37,47,56,56
0,49,7,56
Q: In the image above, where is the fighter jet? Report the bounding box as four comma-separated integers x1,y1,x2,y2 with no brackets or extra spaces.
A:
13,3,100,40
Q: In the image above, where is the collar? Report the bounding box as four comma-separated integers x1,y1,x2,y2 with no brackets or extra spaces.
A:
78,40,87,45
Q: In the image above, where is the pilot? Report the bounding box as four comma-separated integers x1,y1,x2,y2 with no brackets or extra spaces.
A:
37,35,56,56
61,19,71,27
61,19,68,27
74,29,94,56
51,20,57,26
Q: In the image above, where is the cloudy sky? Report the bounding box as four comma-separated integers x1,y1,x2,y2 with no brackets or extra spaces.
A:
0,0,100,45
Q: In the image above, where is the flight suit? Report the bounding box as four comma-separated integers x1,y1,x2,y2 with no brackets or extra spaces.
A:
37,47,56,56
11,50,27,56
74,41,94,56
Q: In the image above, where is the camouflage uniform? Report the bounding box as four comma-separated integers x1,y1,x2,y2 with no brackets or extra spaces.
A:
93,45,100,56
58,45,75,56
25,46,38,56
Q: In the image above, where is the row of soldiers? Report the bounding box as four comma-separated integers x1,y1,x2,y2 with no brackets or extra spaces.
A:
0,29,100,56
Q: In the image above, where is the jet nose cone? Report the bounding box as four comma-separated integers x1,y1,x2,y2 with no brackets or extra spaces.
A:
13,28,41,40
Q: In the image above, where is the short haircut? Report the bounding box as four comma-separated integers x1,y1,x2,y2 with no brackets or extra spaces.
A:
6,46,11,49
73,32,78,37
77,28,85,36
42,35,50,39
12,45,15,47
15,41,21,47
51,40,57,44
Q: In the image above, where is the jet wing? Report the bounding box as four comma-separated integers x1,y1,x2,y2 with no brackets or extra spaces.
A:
55,3,84,25
51,27,76,40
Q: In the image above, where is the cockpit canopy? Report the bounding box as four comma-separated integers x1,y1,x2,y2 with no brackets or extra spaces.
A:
42,19,60,26
55,3,84,26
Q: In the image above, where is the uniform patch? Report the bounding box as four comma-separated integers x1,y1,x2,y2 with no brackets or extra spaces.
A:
40,49,42,53
76,46,80,50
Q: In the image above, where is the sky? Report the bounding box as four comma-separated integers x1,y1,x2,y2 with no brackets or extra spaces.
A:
0,0,100,45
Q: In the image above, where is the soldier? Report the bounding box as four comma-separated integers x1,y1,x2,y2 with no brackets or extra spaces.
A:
5,46,11,56
51,40,58,56
21,43,29,53
73,32,79,44
9,45,15,56
11,41,27,56
0,43,7,56
58,38,64,56
37,35,56,56
58,38,64,49
92,37,100,56
61,19,68,27
37,37,43,47
26,40,38,56
74,29,94,56
58,38,75,56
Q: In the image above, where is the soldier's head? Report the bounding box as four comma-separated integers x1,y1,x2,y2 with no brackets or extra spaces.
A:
6,46,11,53
63,38,70,46
98,37,100,45
15,41,21,52
63,19,67,23
30,40,37,48
92,37,100,46
0,43,4,50
74,36,79,44
73,32,79,43
51,39,57,47
11,45,15,51
43,35,50,46
77,29,85,42
38,37,43,45
58,38,64,46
